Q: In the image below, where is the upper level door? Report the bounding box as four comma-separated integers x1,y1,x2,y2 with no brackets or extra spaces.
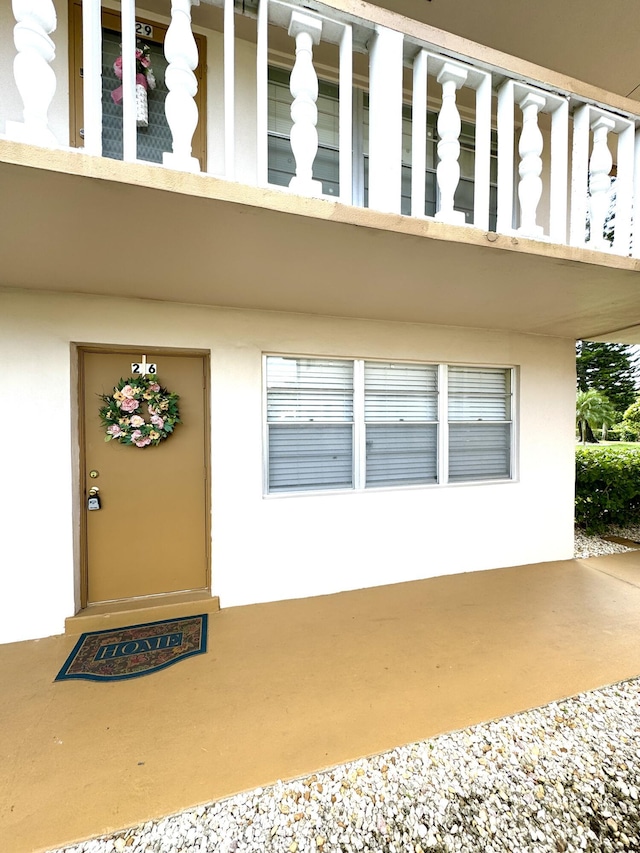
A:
69,2,207,170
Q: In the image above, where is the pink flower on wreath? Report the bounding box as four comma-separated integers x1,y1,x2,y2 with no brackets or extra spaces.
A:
136,49,151,70
120,397,139,413
107,424,123,437
130,415,145,428
121,384,136,399
131,429,143,442
150,414,164,429
135,437,152,447
149,382,160,392
148,404,157,415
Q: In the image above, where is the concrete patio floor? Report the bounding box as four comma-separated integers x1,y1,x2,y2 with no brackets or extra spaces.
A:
2,553,640,853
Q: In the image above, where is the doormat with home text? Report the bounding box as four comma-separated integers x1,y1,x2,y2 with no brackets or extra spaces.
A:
55,614,208,682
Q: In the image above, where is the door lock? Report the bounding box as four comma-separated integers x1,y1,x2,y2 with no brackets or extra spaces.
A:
87,486,101,511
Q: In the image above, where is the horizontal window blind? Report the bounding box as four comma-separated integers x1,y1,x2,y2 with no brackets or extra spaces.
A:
364,362,438,421
268,136,340,197
267,357,353,492
448,424,511,482
448,367,512,481
269,424,353,492
265,358,514,493
366,424,437,486
364,362,438,487
267,358,353,422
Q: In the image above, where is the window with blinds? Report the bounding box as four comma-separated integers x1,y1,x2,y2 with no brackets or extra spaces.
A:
364,362,438,487
265,357,514,493
266,357,354,492
448,366,513,482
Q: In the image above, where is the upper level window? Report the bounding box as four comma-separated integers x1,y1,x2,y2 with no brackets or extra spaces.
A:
265,356,514,494
267,66,497,228
268,67,340,197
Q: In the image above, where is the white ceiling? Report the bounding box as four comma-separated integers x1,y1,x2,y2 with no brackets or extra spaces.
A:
366,0,640,101
183,0,640,101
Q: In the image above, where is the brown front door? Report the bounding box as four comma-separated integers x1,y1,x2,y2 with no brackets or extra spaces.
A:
80,349,209,606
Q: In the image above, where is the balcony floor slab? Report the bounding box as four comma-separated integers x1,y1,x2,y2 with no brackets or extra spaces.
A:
2,141,640,340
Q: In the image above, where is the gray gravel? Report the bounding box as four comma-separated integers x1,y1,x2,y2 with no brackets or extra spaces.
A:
574,525,640,559
49,529,640,853
50,678,640,853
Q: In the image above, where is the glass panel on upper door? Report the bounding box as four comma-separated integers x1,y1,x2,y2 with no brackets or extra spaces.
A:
101,28,172,164
69,3,207,169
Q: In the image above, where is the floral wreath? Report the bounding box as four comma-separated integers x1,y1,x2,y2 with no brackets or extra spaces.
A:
99,375,180,448
111,41,156,106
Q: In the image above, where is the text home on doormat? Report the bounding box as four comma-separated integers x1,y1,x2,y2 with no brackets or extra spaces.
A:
55,614,208,682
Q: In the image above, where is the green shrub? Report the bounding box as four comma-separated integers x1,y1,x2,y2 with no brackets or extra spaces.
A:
621,421,640,441
576,447,640,532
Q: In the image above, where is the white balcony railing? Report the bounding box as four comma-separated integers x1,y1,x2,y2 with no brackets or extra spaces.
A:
5,0,640,258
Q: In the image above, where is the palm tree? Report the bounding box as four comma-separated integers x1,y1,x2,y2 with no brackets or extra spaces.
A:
576,390,615,444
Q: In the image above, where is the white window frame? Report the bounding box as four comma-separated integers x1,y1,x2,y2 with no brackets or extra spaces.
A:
264,355,517,495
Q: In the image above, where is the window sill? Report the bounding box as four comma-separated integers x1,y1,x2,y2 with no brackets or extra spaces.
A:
263,478,518,499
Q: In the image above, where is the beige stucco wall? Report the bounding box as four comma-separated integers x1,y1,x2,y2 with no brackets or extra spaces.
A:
0,287,576,645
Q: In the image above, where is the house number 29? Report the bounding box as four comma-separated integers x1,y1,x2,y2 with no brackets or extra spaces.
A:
136,22,154,39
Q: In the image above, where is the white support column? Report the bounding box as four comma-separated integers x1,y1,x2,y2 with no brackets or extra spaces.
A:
435,63,468,224
338,24,353,205
224,0,235,179
7,0,58,146
81,0,102,155
613,124,634,256
287,11,323,197
517,92,546,237
120,0,137,162
473,74,491,231
411,49,428,218
163,0,201,173
588,115,615,251
549,99,569,244
569,104,590,248
368,25,404,214
497,80,516,234
256,0,269,186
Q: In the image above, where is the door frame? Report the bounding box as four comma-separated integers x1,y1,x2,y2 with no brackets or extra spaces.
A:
76,344,212,610
68,1,208,171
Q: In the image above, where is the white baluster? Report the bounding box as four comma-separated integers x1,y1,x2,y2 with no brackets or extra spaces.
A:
163,0,200,173
288,12,323,197
517,92,546,237
588,115,615,250
7,0,58,146
435,64,468,225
